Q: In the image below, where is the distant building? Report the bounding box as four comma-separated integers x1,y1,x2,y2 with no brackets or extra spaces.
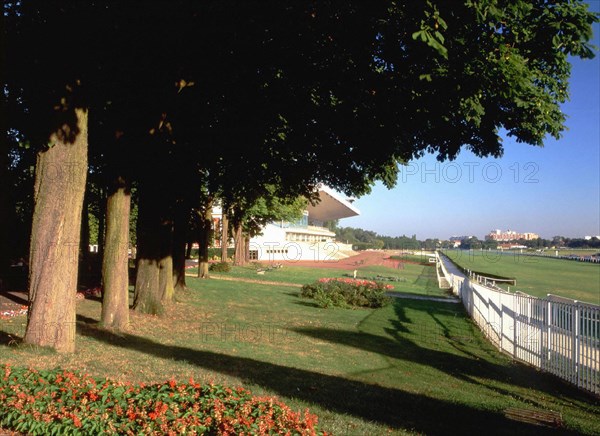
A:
449,235,476,241
486,229,539,241
212,185,359,261
584,235,600,240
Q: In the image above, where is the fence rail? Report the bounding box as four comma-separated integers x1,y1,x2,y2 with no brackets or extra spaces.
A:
437,252,600,396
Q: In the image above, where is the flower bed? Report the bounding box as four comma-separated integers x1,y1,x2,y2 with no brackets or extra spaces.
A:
0,365,326,435
0,305,28,320
301,278,393,309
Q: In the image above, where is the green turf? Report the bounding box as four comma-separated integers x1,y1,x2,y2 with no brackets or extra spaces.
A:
1,274,599,434
191,262,448,297
442,249,600,304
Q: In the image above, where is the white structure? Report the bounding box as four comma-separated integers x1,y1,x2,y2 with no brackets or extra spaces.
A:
437,252,600,396
214,185,360,261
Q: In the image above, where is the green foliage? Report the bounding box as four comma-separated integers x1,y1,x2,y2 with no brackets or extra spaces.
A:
301,278,393,309
208,262,231,273
0,365,324,435
240,185,308,238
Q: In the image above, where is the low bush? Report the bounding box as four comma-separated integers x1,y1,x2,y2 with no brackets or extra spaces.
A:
301,278,393,309
208,262,231,273
0,365,326,435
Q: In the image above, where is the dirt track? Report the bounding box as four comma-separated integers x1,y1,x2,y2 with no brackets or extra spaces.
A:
275,250,411,270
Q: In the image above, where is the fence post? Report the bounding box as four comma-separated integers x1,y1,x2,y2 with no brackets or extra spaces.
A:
547,298,552,370
574,302,580,388
500,292,504,351
513,294,521,359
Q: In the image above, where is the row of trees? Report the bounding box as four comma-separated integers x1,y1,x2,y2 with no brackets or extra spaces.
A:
331,227,600,252
2,1,597,352
450,236,600,250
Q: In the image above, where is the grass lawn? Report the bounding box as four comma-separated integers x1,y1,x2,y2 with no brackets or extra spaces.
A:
2,268,599,434
192,262,448,298
442,249,600,305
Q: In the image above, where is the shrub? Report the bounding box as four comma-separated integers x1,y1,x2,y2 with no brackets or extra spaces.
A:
0,365,326,435
209,261,231,272
301,278,393,309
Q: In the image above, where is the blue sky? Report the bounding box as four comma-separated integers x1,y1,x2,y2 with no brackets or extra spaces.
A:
346,3,600,241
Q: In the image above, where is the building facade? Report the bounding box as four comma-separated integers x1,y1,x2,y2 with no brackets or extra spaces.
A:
486,229,539,241
213,185,360,261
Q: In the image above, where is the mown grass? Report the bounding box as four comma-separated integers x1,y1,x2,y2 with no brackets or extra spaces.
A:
1,268,599,435
442,249,600,305
193,261,448,298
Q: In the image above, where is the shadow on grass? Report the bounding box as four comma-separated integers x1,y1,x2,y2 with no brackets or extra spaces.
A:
70,314,576,435
293,299,595,409
0,291,28,306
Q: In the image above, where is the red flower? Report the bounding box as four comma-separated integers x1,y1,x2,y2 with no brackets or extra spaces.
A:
72,414,82,428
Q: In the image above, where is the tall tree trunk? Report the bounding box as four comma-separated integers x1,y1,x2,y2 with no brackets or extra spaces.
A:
172,201,189,291
100,176,131,330
185,239,192,259
220,209,229,262
133,185,174,315
97,187,106,258
79,188,91,288
197,198,213,278
24,107,88,353
233,222,247,266
244,235,251,263
0,83,9,287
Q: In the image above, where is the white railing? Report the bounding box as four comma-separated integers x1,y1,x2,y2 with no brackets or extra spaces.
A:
437,252,600,396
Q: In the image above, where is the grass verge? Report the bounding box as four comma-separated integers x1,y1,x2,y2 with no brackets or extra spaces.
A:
441,249,600,304
1,271,599,434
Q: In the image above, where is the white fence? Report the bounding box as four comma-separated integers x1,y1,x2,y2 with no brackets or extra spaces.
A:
437,252,600,396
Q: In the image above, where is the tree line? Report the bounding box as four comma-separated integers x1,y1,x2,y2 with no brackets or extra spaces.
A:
2,1,597,352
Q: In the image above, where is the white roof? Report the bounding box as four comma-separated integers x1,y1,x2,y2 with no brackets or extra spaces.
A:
306,185,360,222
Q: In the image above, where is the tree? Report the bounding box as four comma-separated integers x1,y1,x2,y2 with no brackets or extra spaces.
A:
24,103,88,352
229,186,307,266
100,174,131,330
5,0,598,351
196,195,214,279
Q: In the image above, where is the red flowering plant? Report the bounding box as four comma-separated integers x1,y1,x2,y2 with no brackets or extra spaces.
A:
301,278,393,309
0,365,327,435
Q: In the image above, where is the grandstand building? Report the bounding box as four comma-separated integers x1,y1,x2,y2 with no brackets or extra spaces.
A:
212,185,359,261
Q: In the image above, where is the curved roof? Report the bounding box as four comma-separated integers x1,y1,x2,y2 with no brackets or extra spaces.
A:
306,185,360,222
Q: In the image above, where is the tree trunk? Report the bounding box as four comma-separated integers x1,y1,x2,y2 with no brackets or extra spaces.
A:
97,187,106,259
172,201,189,291
24,107,88,353
220,209,229,262
197,198,213,279
244,235,251,263
185,239,192,259
160,254,174,301
79,188,91,288
133,186,174,315
0,85,9,287
0,11,9,286
100,176,131,330
233,222,247,266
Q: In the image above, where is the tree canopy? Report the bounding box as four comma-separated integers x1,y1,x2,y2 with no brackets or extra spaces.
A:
2,0,598,351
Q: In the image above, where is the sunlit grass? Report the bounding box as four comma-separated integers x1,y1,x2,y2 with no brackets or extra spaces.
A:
2,272,599,434
442,249,600,304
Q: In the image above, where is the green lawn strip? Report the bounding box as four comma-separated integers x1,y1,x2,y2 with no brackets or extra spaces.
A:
442,250,600,304
190,262,449,298
189,264,350,285
2,275,599,434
